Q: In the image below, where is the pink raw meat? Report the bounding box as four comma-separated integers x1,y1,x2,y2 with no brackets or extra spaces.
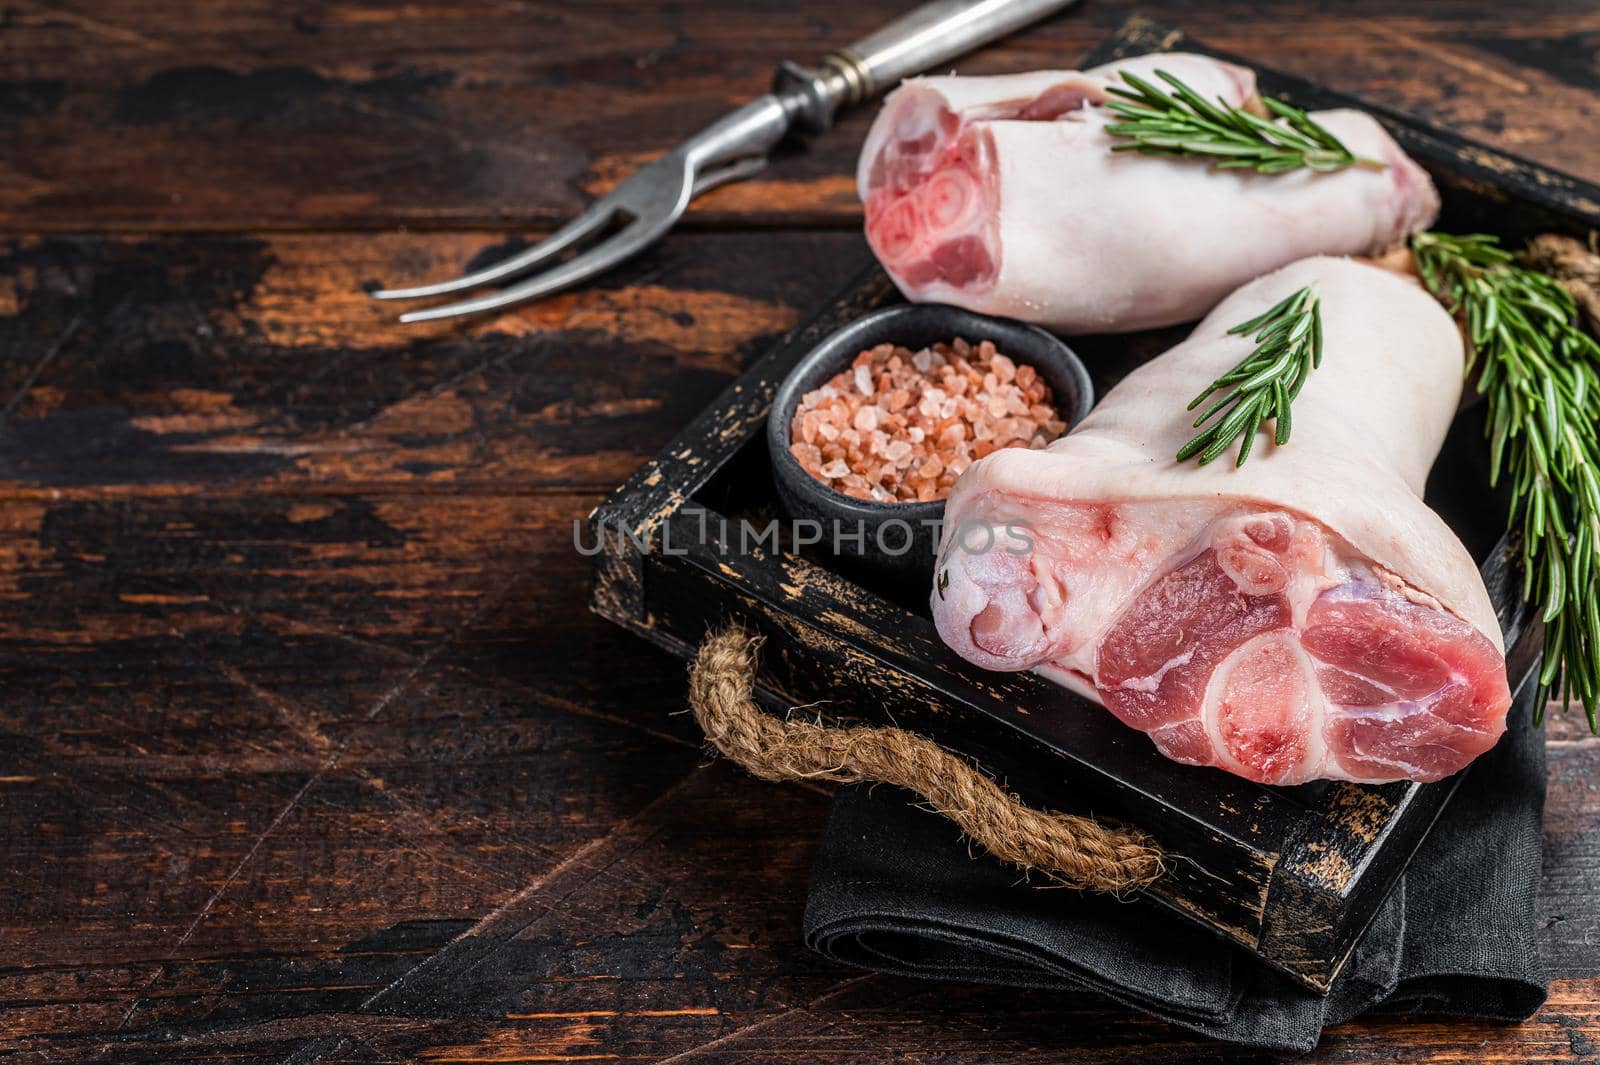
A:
858,54,1440,333
931,257,1511,785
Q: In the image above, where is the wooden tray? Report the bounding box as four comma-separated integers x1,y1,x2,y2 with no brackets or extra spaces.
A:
589,16,1591,993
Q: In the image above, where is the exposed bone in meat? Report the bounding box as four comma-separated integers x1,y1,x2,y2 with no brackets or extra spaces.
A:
859,54,1440,333
931,257,1510,784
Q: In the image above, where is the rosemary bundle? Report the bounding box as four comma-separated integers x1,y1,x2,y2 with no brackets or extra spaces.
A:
1412,232,1600,727
1104,70,1385,175
1178,285,1322,467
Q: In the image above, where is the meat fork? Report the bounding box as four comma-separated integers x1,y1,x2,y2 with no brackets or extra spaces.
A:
372,0,1078,323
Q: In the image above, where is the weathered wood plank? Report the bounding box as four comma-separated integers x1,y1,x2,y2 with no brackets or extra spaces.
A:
0,230,867,495
0,489,708,1059
1,1,1598,231
0,482,1593,1062
0,491,692,951
322,976,1598,1064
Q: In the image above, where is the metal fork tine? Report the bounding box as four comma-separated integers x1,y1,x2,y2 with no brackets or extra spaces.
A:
372,96,793,320
394,219,658,324
690,154,767,197
371,202,619,302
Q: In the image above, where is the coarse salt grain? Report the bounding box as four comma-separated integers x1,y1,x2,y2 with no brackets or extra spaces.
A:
854,364,874,396
790,335,1071,503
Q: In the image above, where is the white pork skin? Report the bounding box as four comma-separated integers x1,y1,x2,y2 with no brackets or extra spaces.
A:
931,257,1511,785
859,54,1440,333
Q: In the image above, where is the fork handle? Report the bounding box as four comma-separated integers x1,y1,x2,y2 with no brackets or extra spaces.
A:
775,0,1080,135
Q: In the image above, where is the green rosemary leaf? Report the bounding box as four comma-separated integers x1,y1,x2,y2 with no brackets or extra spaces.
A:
1189,387,1238,425
1273,378,1292,445
1178,285,1321,468
1227,290,1299,336
1411,230,1600,728
1104,70,1386,175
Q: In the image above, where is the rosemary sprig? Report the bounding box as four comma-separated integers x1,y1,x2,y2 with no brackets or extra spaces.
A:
1177,285,1323,468
1104,70,1387,175
1412,231,1600,729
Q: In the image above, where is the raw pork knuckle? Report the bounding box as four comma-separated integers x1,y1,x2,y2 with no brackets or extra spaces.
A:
932,257,1511,785
859,54,1440,333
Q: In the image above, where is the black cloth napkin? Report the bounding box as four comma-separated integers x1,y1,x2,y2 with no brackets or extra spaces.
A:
804,683,1548,1052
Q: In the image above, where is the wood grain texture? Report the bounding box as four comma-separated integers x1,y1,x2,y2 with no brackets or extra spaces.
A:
0,230,867,494
1,1,1599,231
1,2,1598,1062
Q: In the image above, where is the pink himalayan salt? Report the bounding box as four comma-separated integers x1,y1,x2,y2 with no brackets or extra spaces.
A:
789,336,1070,503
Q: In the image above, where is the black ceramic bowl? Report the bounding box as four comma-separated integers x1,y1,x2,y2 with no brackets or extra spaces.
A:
768,303,1094,581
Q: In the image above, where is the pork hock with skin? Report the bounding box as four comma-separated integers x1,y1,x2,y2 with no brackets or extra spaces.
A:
932,256,1512,785
859,54,1440,333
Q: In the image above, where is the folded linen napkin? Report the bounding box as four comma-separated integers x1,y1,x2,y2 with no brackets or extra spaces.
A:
804,683,1547,1051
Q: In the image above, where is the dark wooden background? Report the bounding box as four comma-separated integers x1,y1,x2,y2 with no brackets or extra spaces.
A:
1,2,1597,1062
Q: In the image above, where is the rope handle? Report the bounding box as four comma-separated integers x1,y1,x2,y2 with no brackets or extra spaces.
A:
1524,232,1600,334
687,626,1164,894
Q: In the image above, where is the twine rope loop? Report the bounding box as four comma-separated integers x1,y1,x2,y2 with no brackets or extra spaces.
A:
687,626,1164,894
1523,232,1600,334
